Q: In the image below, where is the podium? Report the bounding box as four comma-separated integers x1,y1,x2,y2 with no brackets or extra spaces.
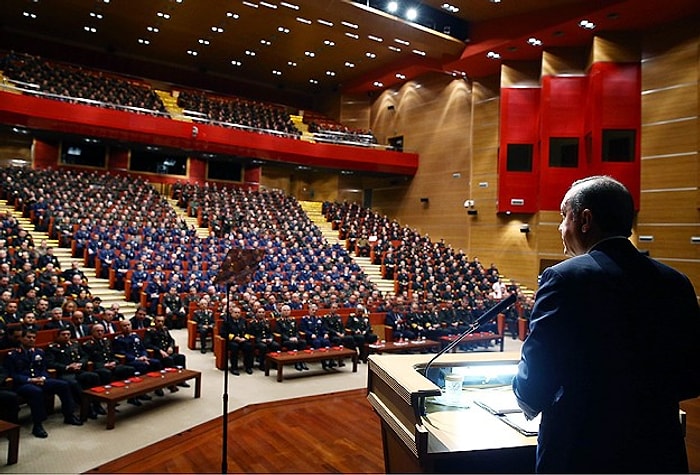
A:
367,352,537,473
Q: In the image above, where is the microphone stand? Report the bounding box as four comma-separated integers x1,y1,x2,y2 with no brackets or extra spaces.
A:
422,293,517,386
221,283,231,474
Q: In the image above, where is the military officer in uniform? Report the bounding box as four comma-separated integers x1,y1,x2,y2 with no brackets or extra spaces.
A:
193,299,215,354
345,305,378,361
46,329,102,419
275,304,307,371
113,320,162,402
4,329,83,438
299,303,331,350
82,323,134,385
220,305,254,375
144,315,189,391
322,303,354,369
247,307,279,370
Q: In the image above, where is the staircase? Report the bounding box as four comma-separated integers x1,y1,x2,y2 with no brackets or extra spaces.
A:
290,114,315,143
155,90,190,122
164,197,209,239
0,201,137,314
299,200,394,299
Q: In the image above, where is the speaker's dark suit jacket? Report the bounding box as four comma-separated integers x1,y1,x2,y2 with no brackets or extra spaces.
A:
514,237,700,473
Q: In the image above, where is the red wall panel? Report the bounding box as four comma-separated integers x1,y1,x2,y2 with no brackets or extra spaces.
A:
32,139,59,169
539,75,589,210
498,87,541,213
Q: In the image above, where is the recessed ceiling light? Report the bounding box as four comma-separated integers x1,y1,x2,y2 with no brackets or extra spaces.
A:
278,26,290,33
272,70,282,76
199,39,210,45
412,49,426,56
395,38,409,46
226,12,240,19
323,40,335,46
368,35,383,42
138,38,150,45
388,46,401,52
387,1,399,13
296,17,312,24
280,2,300,10
231,60,242,66
345,32,359,40
22,11,37,19
260,1,277,9
260,39,271,46
187,50,198,56
305,51,315,57
365,52,376,58
156,11,171,19
527,37,542,46
89,12,103,19
487,51,501,59
318,19,334,27
309,79,319,84
341,21,358,29
287,61,297,67
242,1,258,8
326,71,336,77
345,61,355,68
406,8,418,21
211,26,224,33
147,26,159,33
579,19,596,29
83,26,97,33
373,81,384,87
245,50,256,56
395,73,406,80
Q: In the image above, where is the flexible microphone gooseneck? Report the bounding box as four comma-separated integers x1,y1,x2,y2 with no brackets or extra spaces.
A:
421,292,517,382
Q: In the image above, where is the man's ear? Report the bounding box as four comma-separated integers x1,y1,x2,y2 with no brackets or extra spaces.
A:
580,209,593,233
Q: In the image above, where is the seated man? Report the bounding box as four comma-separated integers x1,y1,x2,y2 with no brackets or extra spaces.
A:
162,286,187,330
219,305,254,375
129,307,153,330
144,315,189,391
193,299,215,354
46,329,102,419
345,305,378,361
113,320,161,404
82,323,135,385
43,307,70,331
4,329,83,438
0,364,20,424
69,310,91,339
247,307,280,371
275,304,307,371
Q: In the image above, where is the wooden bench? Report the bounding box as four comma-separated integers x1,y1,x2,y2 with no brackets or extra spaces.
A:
79,368,201,429
363,339,441,362
264,347,358,382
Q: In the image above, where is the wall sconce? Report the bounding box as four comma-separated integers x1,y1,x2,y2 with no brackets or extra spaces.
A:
520,224,530,234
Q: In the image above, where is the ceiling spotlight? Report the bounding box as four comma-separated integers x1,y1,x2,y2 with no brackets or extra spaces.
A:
406,8,418,21
487,51,501,59
387,1,399,13
579,19,596,30
527,37,542,46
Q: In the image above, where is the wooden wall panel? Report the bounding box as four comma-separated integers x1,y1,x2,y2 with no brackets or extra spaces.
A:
641,119,698,157
592,34,640,63
638,189,698,223
542,47,588,76
641,155,697,190
635,224,700,260
642,35,698,92
642,85,697,124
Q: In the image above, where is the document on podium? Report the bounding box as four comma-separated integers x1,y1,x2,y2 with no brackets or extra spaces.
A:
472,388,540,436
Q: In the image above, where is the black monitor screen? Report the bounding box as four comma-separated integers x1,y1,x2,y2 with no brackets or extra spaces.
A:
60,140,106,167
129,148,187,176
207,158,243,182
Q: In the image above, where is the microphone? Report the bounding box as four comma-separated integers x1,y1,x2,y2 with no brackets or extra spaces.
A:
421,292,517,383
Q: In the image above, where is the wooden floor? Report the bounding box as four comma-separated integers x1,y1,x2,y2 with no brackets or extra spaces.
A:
85,389,385,474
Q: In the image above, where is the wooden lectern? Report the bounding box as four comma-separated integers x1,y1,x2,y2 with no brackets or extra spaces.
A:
367,352,537,473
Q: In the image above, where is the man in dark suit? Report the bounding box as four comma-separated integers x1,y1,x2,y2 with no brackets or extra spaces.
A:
4,329,83,437
513,176,700,473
